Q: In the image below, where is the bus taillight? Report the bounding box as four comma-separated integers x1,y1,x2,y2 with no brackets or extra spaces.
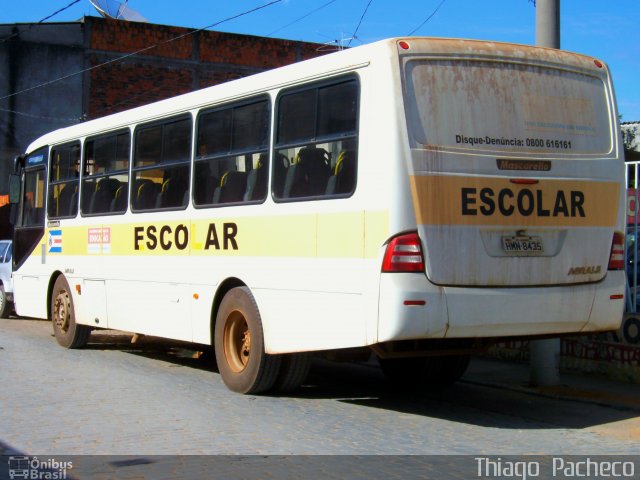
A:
608,231,625,270
382,232,425,273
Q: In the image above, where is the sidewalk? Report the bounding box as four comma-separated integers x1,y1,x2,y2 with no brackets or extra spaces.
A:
465,356,640,411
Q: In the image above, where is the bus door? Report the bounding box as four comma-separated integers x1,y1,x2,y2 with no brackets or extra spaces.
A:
12,148,49,317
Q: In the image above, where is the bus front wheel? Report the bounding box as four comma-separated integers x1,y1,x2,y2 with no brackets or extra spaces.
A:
51,275,91,349
214,287,281,394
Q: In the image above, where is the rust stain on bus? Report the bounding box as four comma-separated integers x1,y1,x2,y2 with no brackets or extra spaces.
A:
398,37,607,73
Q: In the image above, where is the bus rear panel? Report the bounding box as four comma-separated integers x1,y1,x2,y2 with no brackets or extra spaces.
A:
378,38,625,345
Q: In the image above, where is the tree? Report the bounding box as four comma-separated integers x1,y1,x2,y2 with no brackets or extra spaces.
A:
620,114,638,151
623,125,638,151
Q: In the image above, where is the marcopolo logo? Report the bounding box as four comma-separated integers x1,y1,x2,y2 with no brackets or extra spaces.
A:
7,456,73,479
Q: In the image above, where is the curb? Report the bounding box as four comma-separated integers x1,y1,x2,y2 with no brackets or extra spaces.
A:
461,377,640,412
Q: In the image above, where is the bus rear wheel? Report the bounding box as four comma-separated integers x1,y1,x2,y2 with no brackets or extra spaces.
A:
214,287,280,394
273,353,311,393
51,275,91,348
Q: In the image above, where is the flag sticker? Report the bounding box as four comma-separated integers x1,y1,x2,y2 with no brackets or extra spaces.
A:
48,230,62,253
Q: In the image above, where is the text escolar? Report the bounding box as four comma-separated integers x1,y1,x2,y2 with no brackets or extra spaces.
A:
134,222,238,251
462,187,585,218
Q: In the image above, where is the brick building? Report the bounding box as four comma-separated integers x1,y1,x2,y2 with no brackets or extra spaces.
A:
0,16,327,191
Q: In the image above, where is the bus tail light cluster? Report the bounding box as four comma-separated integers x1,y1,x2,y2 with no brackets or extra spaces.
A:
608,231,625,270
382,232,425,273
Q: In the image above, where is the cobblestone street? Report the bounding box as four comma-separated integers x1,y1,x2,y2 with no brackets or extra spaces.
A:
1,316,639,460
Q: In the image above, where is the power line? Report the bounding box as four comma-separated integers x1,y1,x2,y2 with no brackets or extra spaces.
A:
0,0,283,104
1,0,82,44
267,0,340,38
347,0,374,47
39,0,83,23
407,0,448,36
0,107,81,122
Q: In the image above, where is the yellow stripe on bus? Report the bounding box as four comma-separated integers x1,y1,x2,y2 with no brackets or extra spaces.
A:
409,175,620,227
42,211,389,259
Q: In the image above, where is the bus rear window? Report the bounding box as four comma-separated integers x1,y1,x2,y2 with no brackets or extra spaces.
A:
403,59,612,155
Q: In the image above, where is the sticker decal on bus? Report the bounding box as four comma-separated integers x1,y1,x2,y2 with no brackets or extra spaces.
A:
88,227,111,254
48,230,62,253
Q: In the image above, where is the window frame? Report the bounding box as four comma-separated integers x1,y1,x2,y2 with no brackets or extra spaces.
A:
131,114,193,213
272,75,360,204
47,140,81,220
193,95,271,209
81,128,132,217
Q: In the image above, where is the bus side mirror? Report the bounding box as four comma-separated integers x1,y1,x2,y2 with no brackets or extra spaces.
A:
13,154,25,174
9,174,21,204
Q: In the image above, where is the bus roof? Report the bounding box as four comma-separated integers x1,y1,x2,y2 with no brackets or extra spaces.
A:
25,36,609,153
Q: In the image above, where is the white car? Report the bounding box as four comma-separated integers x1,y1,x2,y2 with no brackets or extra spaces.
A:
0,240,13,317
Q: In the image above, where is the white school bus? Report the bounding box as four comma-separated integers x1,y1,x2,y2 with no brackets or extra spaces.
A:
10,38,626,394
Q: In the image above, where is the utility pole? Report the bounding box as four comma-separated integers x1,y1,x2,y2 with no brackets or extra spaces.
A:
530,0,561,387
535,0,560,48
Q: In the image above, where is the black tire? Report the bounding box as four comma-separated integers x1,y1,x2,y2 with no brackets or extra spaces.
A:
51,275,91,349
622,317,640,344
380,354,470,389
379,357,431,388
436,355,470,385
0,285,8,318
214,286,281,394
273,353,311,393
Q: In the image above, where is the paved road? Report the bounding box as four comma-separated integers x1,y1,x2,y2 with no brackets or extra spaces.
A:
1,317,639,459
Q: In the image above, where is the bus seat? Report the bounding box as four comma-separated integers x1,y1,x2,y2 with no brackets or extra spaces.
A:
325,150,356,195
244,155,268,201
212,174,225,204
110,184,128,212
284,146,331,198
213,171,247,204
272,152,289,198
56,183,78,217
156,176,187,209
135,180,159,210
90,178,120,214
68,185,79,216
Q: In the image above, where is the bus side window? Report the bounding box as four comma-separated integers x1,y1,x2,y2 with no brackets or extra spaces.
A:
82,130,130,216
194,98,270,208
274,78,358,201
132,116,191,212
47,142,80,219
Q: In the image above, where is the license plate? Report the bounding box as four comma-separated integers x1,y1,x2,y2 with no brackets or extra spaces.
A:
501,235,544,255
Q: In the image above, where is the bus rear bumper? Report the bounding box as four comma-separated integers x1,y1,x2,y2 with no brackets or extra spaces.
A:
377,271,626,343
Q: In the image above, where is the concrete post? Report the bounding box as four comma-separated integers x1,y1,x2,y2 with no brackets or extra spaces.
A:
530,0,561,387
535,0,560,49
